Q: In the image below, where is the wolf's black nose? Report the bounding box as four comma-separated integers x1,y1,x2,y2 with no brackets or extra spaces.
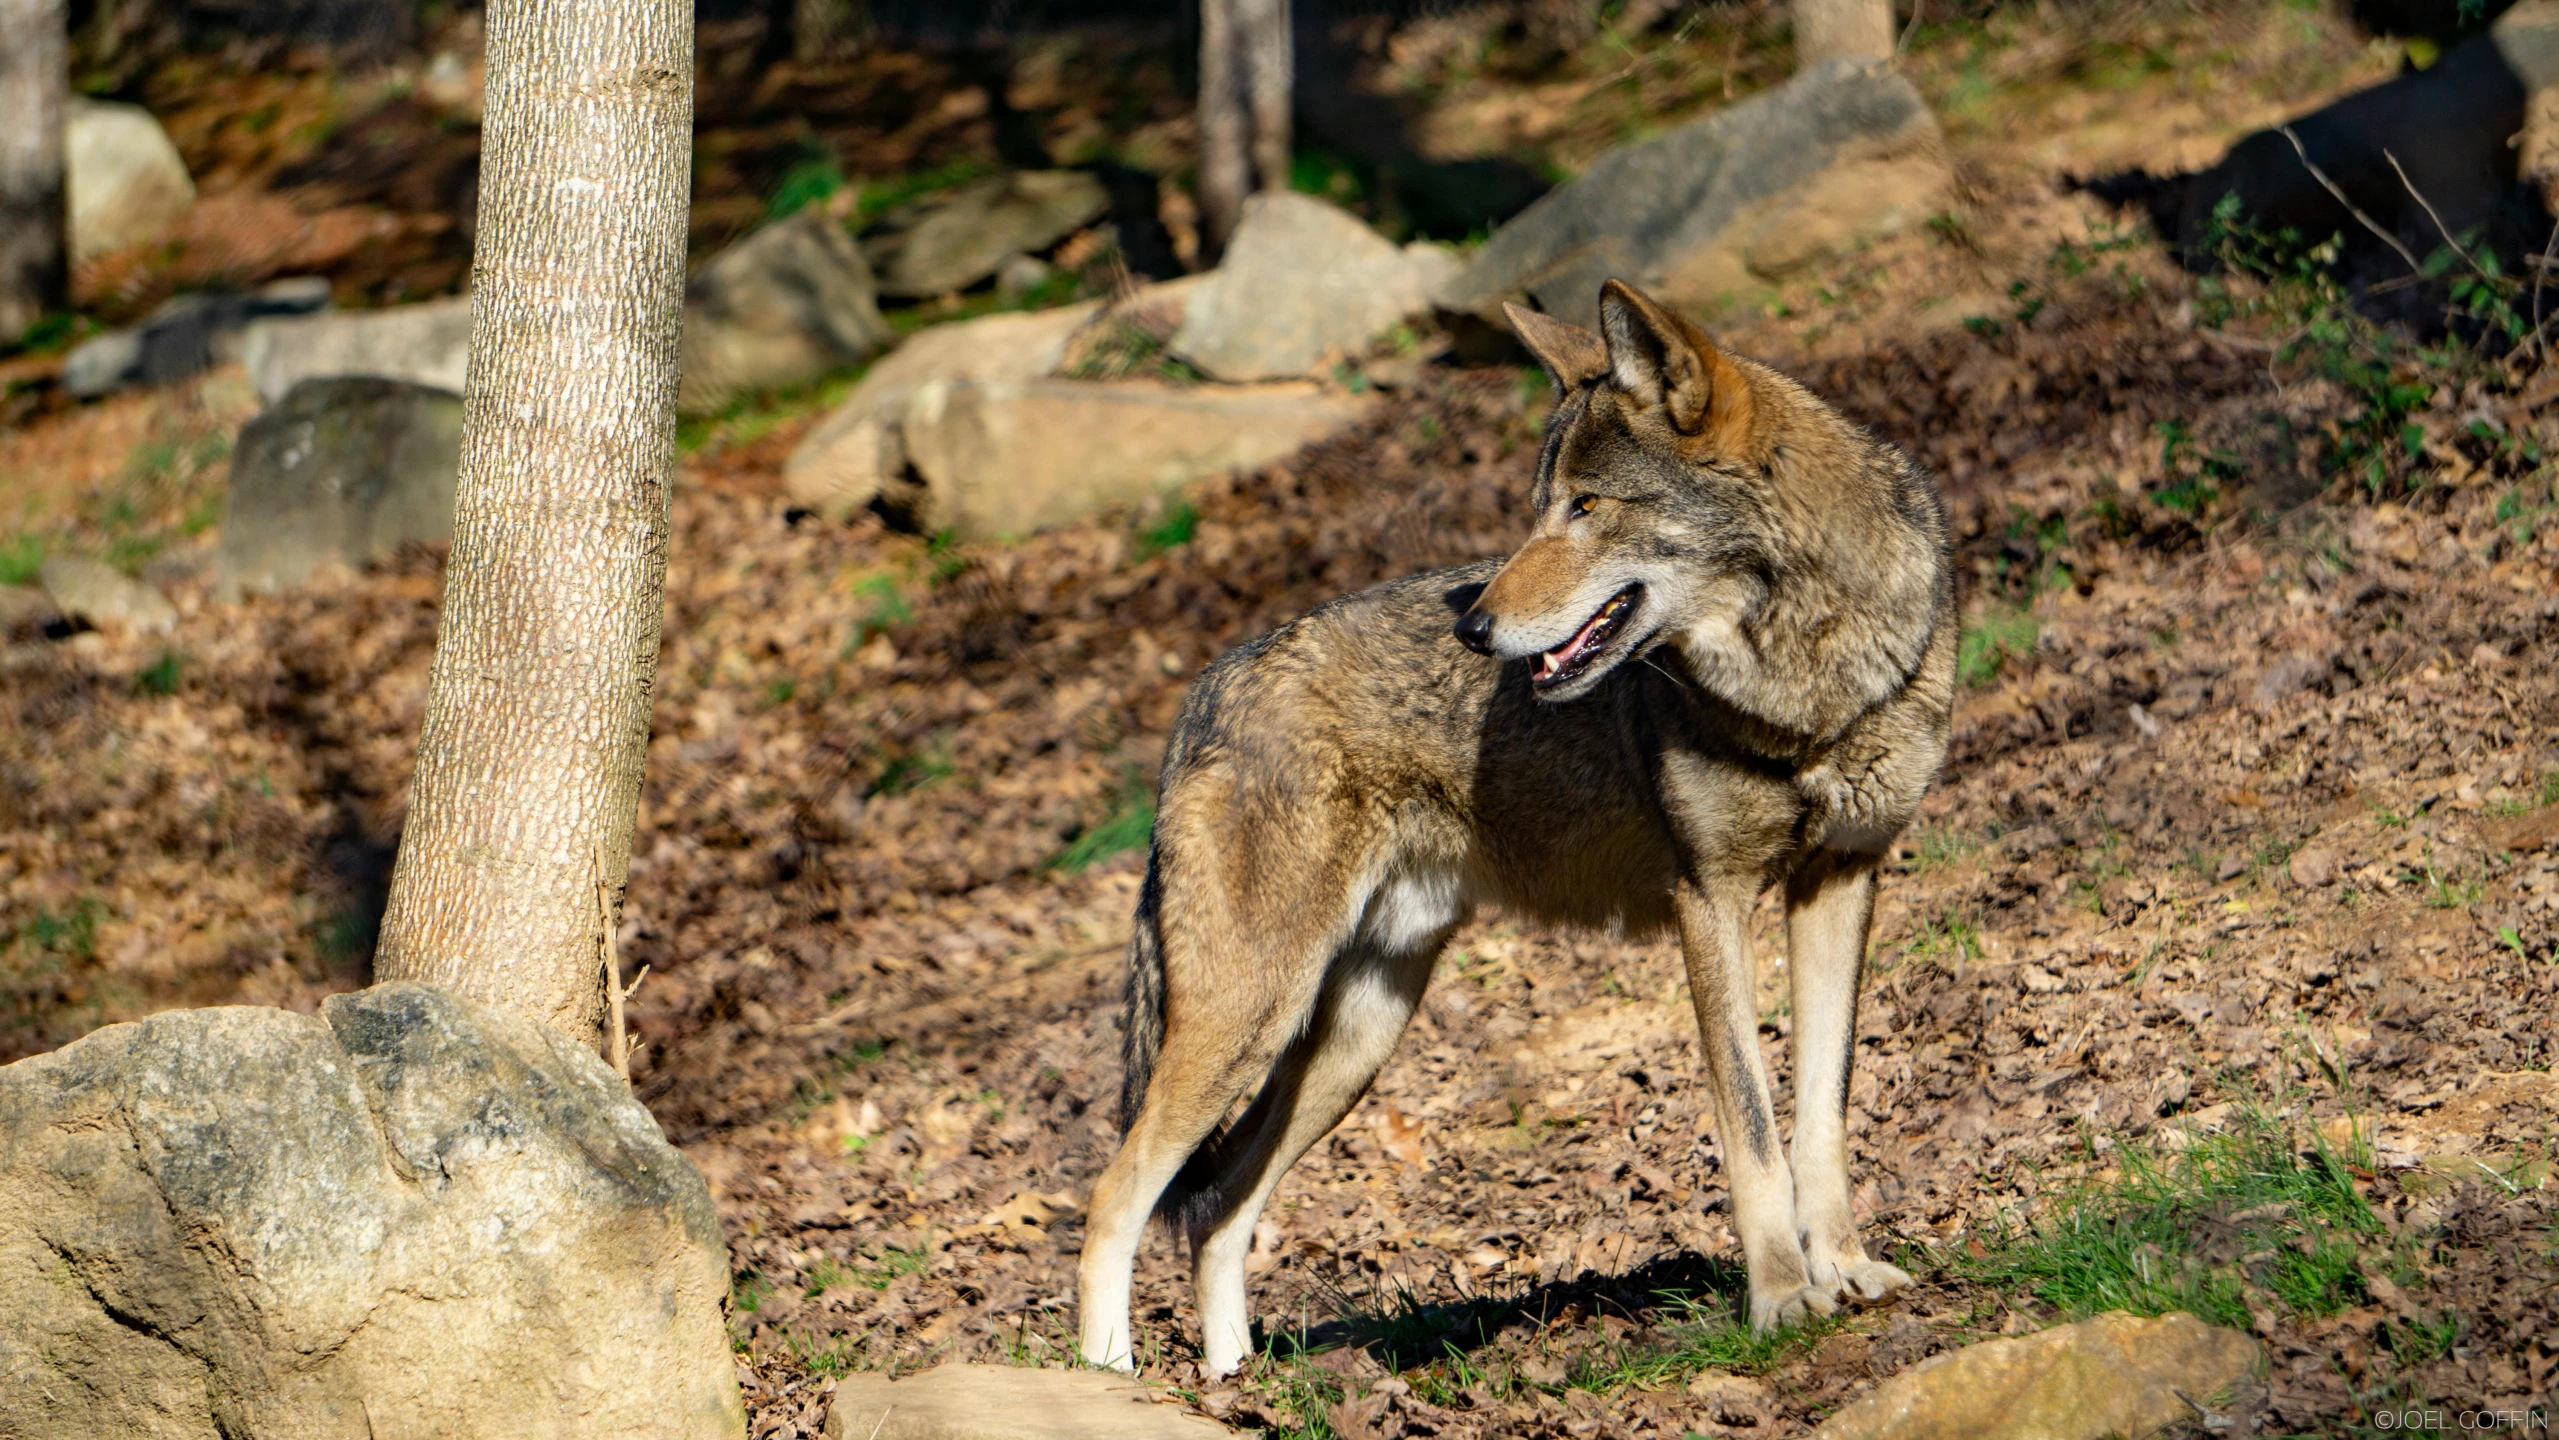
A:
1453,608,1495,655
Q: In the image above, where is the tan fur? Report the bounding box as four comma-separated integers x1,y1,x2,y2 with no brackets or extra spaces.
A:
1078,282,1955,1375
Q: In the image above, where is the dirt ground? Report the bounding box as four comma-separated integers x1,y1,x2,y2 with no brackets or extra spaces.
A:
5,5,2557,1438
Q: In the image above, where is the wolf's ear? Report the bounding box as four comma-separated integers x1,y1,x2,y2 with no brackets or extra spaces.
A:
1596,279,1754,453
1503,302,1606,394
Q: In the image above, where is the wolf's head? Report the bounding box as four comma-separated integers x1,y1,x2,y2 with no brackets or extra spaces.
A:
1455,280,1944,728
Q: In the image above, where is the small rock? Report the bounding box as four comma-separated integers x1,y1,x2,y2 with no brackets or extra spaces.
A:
218,377,465,597
241,295,474,406
1812,1310,2260,1440
679,207,894,415
2003,824,2061,857
1437,59,1950,325
822,1363,1231,1439
65,97,195,264
2288,845,2342,888
2250,652,2330,709
996,253,1057,301
1169,192,1459,382
1687,1371,1773,1423
2483,804,2559,854
0,583,62,640
862,171,1111,299
2214,852,2249,883
37,555,175,633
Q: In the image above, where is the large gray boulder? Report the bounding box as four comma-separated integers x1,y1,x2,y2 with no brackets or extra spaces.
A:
1437,59,1951,326
65,98,196,265
678,207,896,415
861,171,1110,299
1168,192,1458,382
61,278,333,400
217,377,464,598
239,296,475,406
0,982,745,1440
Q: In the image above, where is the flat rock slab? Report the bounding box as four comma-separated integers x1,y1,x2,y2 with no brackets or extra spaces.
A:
241,295,475,406
902,377,1375,542
823,1365,1231,1440
1813,1310,2262,1440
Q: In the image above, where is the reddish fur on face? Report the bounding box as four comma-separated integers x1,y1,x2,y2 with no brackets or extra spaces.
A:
1475,533,1584,631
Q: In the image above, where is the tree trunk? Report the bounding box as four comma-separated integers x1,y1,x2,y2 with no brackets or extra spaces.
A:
1795,0,1896,67
0,0,68,343
374,0,692,1060
1197,0,1290,261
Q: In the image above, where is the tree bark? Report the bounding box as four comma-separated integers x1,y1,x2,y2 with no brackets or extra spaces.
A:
0,0,68,342
1795,0,1896,67
374,0,692,1058
1197,0,1290,261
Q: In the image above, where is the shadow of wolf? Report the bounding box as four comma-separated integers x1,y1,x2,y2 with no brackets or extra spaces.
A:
1079,279,1956,1376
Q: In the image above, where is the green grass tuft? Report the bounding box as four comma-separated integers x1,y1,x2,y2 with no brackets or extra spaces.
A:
1049,773,1155,872
1960,1105,2377,1328
1958,607,2038,688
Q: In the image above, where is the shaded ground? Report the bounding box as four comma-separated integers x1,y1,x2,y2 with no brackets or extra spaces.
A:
4,4,2556,1438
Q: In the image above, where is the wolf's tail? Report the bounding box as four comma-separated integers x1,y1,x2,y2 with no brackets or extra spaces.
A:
1116,852,1168,1138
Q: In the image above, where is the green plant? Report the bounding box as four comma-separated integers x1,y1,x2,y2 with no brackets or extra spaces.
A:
0,533,43,586
1135,501,1198,558
1958,607,2038,687
1049,771,1155,871
867,737,954,797
1902,910,1983,964
847,573,912,650
11,899,106,962
134,650,183,697
768,153,845,220
1960,1105,2377,1327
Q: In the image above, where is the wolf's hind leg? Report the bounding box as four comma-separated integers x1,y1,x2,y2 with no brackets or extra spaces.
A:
1078,1013,1270,1371
1186,929,1445,1377
1785,853,1911,1306
1675,875,1829,1332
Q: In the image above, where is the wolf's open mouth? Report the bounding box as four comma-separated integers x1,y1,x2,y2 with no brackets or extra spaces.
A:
1532,584,1642,691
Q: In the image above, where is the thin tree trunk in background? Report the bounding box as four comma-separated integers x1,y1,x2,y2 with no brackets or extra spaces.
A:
374,0,692,1059
1244,0,1292,211
0,0,68,342
1795,0,1895,66
1197,0,1290,261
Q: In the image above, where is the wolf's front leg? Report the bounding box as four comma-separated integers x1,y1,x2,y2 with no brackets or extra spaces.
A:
1674,877,1832,1332
1784,853,1914,1307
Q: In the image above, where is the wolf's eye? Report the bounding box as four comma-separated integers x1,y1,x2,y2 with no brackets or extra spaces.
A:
1571,494,1599,517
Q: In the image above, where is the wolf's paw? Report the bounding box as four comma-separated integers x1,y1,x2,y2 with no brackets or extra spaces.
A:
1747,1282,1838,1333
1822,1257,1914,1304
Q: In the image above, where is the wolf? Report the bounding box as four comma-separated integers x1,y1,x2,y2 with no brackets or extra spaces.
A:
1076,279,1956,1376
